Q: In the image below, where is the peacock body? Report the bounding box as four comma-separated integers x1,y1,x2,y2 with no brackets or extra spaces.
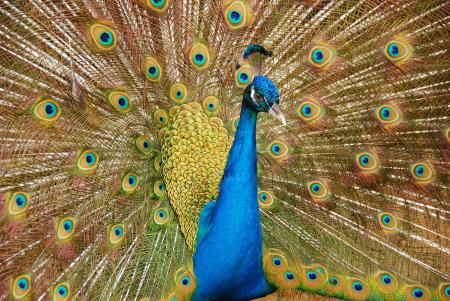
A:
0,0,449,301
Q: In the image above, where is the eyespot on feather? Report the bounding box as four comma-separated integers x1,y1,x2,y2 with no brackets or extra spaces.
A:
202,96,221,115
296,98,324,124
267,140,289,160
187,42,211,71
76,150,99,174
375,102,402,129
52,282,70,301
384,37,413,65
405,285,431,301
87,22,117,51
107,90,132,113
276,269,301,289
307,43,336,69
373,271,398,294
258,190,274,208
377,212,399,233
153,207,170,225
170,83,188,104
175,270,196,294
11,274,31,300
143,56,163,82
6,192,30,218
325,274,345,294
121,172,139,193
109,224,125,246
136,136,153,156
154,109,169,128
307,180,329,200
55,216,76,242
438,282,450,301
223,0,252,30
30,97,62,126
301,265,326,289
143,0,170,13
354,151,380,174
235,65,254,88
409,162,435,184
345,278,370,300
153,180,166,198
263,249,289,275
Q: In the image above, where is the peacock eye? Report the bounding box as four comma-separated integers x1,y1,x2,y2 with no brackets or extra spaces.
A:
438,283,450,299
267,140,289,160
56,217,76,241
384,39,412,63
202,96,221,115
143,56,163,82
153,109,168,128
154,180,165,198
188,42,211,71
76,150,99,174
307,271,317,280
146,0,169,13
329,277,338,286
181,276,190,286
121,172,139,193
174,270,196,293
12,275,31,300
352,281,363,291
108,90,132,113
88,23,117,51
223,0,251,30
307,180,329,199
150,0,165,8
53,282,70,301
7,192,30,217
410,162,434,184
136,136,153,155
355,151,379,174
285,272,295,280
109,224,125,246
375,103,402,129
308,44,336,69
235,65,254,88
272,257,282,266
153,208,170,225
296,98,324,124
31,98,62,126
258,190,274,208
406,285,430,300
265,251,287,272
170,83,187,103
377,212,398,231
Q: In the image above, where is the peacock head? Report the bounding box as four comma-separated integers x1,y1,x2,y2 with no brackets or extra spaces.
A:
244,75,286,125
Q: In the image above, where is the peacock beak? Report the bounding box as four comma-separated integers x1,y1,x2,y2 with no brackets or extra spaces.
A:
268,102,287,126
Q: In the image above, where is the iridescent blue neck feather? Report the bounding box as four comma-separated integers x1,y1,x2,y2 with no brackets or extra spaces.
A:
192,101,274,300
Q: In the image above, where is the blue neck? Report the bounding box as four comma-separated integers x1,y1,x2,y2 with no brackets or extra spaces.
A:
192,101,273,300
217,101,258,214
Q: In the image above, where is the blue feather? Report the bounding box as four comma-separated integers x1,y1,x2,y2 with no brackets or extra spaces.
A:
192,101,274,300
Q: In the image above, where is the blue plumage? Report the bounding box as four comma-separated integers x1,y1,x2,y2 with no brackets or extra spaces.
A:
192,73,281,300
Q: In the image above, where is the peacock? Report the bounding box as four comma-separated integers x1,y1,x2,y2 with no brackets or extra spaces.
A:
0,0,449,300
